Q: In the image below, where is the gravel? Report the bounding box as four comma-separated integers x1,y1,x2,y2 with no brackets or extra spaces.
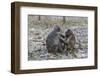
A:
28,25,88,60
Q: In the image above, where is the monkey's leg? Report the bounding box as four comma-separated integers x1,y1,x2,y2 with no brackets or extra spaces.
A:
53,46,60,56
58,42,64,53
70,48,77,58
64,48,68,56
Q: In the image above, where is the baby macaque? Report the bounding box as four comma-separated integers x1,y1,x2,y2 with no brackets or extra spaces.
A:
65,29,77,57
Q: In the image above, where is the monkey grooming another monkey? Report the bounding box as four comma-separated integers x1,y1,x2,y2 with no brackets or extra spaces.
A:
46,25,64,55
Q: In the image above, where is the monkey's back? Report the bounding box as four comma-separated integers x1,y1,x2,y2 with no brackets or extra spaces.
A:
46,30,60,53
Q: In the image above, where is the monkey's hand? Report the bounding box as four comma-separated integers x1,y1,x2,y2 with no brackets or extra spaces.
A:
57,32,68,45
59,37,68,45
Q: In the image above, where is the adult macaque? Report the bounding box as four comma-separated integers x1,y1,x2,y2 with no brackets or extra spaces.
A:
46,25,64,54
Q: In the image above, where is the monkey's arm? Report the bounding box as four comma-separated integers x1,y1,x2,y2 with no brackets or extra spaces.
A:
59,36,68,45
60,34,65,38
58,33,68,45
57,32,65,38
59,38,68,45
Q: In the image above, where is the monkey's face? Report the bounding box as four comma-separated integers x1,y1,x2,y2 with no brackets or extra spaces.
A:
65,29,73,38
